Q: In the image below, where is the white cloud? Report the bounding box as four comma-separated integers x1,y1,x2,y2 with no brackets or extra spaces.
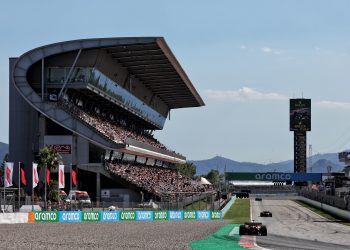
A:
315,101,350,110
240,45,246,50
205,87,287,102
261,47,282,55
261,47,272,53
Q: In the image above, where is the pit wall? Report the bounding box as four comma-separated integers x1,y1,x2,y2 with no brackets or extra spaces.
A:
0,210,222,224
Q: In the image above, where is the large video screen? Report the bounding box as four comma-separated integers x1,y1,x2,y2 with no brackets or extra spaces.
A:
290,99,311,131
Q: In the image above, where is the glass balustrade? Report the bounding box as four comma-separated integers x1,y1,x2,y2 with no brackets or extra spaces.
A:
47,67,166,128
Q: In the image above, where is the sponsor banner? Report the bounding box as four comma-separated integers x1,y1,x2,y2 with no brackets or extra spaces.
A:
196,210,211,220
136,211,153,221
59,211,82,223
101,211,120,222
34,211,59,222
169,210,183,220
50,144,72,154
225,172,322,182
184,210,197,220
210,211,222,220
82,211,100,222
153,210,168,221
120,211,136,221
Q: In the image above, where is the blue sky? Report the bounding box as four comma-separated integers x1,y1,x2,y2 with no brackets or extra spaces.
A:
1,1,350,163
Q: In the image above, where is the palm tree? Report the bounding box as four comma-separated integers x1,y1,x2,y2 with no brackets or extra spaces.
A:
36,147,63,202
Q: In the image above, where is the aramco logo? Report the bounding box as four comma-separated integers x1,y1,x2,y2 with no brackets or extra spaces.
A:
254,173,292,181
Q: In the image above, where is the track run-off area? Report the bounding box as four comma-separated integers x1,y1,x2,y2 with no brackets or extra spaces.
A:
2,197,350,249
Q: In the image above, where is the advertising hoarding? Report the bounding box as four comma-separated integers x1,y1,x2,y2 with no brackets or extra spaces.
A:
100,211,120,222
44,135,73,165
153,211,168,220
82,211,100,222
59,211,82,222
120,211,136,221
34,211,59,222
225,172,322,182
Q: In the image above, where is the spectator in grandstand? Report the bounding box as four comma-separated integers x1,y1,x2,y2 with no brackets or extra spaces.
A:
57,97,169,150
105,162,208,199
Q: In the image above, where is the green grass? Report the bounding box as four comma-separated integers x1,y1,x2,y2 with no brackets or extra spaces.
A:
223,198,250,224
185,200,208,210
295,200,350,226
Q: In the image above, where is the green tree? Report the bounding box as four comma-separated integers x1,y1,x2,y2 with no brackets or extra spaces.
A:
176,162,196,179
37,146,62,171
36,147,63,201
206,169,220,185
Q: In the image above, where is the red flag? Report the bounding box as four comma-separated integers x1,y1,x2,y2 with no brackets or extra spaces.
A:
72,169,77,186
20,167,27,186
46,167,51,185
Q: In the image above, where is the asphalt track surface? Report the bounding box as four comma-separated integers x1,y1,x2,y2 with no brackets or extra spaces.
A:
251,198,350,250
0,220,227,250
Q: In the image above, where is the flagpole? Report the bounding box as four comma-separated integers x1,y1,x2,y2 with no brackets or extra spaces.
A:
70,164,72,192
32,162,34,211
3,162,5,212
18,162,21,212
44,163,47,210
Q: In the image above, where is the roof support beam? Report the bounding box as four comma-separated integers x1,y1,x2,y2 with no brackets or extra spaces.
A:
58,49,82,99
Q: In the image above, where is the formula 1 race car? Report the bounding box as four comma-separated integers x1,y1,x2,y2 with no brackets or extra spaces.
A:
239,222,267,236
255,197,262,201
260,211,272,217
236,192,249,199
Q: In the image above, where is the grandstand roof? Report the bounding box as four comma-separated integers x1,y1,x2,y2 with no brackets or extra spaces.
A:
20,37,205,109
104,37,205,109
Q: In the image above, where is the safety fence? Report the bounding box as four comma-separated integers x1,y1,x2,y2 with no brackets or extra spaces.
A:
299,190,349,211
27,210,222,223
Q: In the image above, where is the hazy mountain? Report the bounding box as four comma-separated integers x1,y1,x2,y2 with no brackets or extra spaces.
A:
191,152,344,175
0,142,8,162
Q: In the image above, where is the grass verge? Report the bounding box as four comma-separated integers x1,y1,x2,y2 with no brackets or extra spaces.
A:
185,200,208,210
223,198,250,224
295,200,350,226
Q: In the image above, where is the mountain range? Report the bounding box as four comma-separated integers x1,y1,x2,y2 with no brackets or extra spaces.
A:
0,141,344,175
191,153,344,175
0,142,8,162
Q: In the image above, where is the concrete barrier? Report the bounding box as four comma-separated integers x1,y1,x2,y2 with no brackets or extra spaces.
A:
298,196,350,221
0,213,29,224
221,195,236,217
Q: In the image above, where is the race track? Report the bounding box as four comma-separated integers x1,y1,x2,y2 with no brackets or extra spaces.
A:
251,198,350,250
0,220,227,250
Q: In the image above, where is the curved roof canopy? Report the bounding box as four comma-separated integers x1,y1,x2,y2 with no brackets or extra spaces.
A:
16,37,205,109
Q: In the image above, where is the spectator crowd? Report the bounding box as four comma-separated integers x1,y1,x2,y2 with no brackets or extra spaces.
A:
105,161,207,198
58,97,168,150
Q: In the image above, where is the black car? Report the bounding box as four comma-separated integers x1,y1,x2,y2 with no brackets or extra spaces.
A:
239,222,267,236
260,211,272,217
236,192,249,199
255,197,262,201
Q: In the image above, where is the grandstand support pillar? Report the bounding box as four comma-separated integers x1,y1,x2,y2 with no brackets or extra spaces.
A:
96,172,101,205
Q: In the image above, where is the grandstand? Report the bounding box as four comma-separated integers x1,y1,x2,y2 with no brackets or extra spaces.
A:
9,37,206,203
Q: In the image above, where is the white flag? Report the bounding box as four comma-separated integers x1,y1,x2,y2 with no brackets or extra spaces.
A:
4,162,14,187
32,163,39,188
59,165,65,189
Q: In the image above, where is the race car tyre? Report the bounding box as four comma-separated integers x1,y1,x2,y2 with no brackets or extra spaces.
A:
239,225,246,235
260,226,267,236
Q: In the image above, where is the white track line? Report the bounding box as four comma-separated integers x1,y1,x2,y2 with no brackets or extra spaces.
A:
249,198,270,250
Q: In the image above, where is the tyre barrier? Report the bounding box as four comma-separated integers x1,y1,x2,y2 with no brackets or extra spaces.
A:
25,210,222,223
